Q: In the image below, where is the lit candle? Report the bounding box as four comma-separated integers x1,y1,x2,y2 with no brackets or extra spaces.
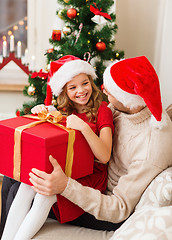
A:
0,55,3,63
3,40,7,57
17,41,22,58
24,48,29,64
10,35,14,52
30,55,35,72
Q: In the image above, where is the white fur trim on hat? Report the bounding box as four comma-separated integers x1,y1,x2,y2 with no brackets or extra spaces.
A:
150,110,169,129
49,60,97,96
103,62,146,109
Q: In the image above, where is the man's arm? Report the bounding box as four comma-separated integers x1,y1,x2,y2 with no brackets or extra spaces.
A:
29,156,164,223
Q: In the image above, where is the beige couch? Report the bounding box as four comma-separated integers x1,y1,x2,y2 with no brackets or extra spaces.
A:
32,167,172,240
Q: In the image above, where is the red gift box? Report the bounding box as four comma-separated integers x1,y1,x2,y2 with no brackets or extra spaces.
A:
52,30,61,41
0,116,95,185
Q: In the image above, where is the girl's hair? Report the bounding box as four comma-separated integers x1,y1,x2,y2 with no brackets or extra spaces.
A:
57,75,103,122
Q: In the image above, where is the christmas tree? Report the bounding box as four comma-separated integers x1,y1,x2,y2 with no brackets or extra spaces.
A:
16,0,124,116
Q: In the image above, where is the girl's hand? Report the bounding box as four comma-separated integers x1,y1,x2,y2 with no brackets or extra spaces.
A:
66,114,87,132
29,155,68,196
31,104,47,114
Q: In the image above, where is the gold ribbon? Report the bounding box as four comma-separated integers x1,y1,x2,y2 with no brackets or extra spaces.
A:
13,110,75,181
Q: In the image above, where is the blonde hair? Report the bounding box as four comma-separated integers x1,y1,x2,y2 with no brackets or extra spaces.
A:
57,76,103,122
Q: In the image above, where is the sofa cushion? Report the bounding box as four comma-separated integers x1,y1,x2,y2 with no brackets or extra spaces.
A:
135,167,172,209
110,167,172,240
110,206,172,240
32,219,114,240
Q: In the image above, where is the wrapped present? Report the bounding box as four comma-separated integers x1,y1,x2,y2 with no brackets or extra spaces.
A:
0,113,95,185
52,30,61,41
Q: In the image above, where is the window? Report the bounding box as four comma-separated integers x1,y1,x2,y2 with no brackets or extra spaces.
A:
0,0,27,57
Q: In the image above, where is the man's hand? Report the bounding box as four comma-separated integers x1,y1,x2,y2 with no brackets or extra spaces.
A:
29,155,68,196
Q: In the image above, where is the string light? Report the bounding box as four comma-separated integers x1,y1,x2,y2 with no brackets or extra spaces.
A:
13,25,19,31
8,31,12,36
2,36,6,41
19,20,24,26
0,16,27,34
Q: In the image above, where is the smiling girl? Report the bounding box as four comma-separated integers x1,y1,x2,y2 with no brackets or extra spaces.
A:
1,55,114,240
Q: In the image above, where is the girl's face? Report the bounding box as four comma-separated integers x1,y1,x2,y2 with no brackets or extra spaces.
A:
66,73,92,112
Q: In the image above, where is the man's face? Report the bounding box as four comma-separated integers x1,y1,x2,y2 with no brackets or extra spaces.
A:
103,87,127,112
103,88,119,107
103,87,145,114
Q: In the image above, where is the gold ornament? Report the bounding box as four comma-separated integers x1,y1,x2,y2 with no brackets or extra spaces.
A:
45,63,50,72
27,84,36,96
58,9,65,19
62,26,72,35
52,98,57,106
87,40,90,44
64,0,70,3
116,53,119,57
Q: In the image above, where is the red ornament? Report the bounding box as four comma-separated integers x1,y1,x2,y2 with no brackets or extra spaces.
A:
96,41,106,51
67,8,77,19
52,30,61,41
16,110,20,117
100,84,104,91
47,48,54,54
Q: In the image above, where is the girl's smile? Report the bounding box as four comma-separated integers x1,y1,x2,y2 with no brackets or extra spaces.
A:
76,93,88,100
66,73,92,112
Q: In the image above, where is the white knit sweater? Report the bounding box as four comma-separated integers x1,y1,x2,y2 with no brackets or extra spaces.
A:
62,106,172,223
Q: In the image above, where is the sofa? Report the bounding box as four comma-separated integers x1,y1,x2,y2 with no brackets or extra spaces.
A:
32,167,172,240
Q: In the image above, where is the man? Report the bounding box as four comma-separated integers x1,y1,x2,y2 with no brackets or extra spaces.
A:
1,56,172,234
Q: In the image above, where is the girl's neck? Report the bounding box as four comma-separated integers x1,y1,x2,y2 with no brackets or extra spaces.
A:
74,103,86,114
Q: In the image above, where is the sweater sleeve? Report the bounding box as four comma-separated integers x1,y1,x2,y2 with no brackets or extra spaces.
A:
61,160,164,223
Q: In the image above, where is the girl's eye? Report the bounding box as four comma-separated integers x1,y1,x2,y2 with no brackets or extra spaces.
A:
68,86,76,90
83,81,89,86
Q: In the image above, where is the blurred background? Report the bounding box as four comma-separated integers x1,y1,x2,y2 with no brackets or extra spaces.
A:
0,0,171,118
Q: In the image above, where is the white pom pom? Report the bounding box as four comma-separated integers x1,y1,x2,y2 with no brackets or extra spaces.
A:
150,110,169,129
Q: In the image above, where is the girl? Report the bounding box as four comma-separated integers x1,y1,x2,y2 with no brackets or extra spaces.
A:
2,55,114,240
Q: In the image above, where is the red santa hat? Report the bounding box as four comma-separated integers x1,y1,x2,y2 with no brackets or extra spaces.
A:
103,56,165,126
47,55,97,98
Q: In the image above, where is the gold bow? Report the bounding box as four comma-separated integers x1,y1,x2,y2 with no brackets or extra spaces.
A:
38,110,63,123
13,110,75,182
